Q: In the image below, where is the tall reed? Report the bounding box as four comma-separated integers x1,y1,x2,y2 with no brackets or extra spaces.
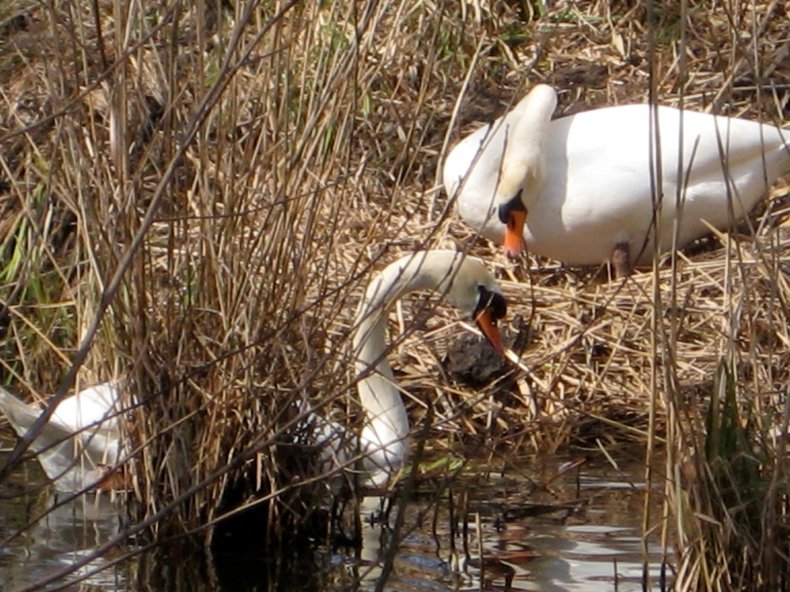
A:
0,1,788,589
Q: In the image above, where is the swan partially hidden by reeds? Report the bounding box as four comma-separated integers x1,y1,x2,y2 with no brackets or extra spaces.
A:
444,84,790,276
311,250,507,489
0,383,124,492
1,253,505,494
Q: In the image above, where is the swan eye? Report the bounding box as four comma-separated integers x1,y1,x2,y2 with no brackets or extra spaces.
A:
475,286,507,321
497,189,526,227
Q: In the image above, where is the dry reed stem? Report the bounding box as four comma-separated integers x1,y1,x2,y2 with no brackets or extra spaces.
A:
0,0,788,589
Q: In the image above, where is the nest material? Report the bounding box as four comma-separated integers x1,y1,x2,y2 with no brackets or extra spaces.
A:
0,2,788,586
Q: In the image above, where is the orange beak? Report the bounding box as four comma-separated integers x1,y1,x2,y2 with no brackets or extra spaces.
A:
475,308,505,355
503,209,527,258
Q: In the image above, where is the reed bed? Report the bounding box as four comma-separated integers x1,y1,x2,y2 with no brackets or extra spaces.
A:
0,0,788,590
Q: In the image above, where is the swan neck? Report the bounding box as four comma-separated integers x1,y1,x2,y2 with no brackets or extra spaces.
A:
353,257,445,373
352,256,455,444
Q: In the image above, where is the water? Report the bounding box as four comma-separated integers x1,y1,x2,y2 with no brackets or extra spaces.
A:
0,441,671,591
334,450,670,591
0,452,128,591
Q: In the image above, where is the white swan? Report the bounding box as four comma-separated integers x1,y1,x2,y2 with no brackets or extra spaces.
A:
312,250,506,489
0,383,124,492
1,254,505,493
444,84,790,276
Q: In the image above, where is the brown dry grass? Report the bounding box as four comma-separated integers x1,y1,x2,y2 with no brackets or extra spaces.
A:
0,0,788,590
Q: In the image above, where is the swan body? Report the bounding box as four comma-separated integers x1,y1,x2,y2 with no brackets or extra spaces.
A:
445,84,790,273
0,383,123,492
314,251,506,489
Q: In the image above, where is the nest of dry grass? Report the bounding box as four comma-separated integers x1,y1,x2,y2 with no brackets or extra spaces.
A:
0,0,788,588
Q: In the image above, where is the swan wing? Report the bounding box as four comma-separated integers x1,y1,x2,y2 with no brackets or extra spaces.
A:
0,386,121,490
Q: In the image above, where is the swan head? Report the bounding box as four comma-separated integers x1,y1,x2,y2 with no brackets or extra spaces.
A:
496,133,545,258
439,254,507,355
472,284,507,354
359,251,508,357
494,84,557,258
497,184,531,259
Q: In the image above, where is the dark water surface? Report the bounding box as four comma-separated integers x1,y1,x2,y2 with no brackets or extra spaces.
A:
1,442,670,591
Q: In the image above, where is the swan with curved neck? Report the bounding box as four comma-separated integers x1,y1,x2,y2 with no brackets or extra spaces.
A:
445,84,790,276
0,383,123,492
346,250,506,487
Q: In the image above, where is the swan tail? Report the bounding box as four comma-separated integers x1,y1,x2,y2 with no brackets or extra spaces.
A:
0,386,40,439
0,386,86,456
0,386,121,490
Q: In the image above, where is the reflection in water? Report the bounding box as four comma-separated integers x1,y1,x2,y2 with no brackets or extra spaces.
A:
0,482,129,590
0,444,670,591
329,452,670,592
